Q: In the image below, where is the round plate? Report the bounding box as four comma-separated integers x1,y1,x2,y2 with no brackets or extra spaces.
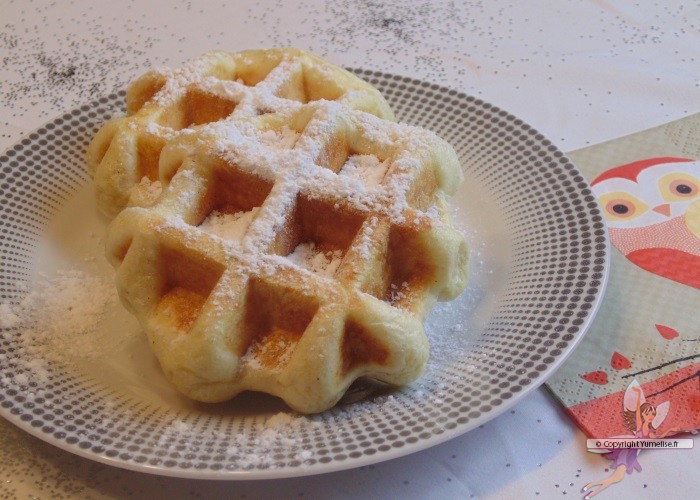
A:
0,71,609,479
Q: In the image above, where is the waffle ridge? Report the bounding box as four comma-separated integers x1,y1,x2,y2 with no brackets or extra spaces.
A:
89,48,468,413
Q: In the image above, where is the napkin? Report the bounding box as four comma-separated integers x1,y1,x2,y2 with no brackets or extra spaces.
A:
546,113,700,439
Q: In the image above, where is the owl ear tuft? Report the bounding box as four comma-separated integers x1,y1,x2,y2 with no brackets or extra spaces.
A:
591,157,694,186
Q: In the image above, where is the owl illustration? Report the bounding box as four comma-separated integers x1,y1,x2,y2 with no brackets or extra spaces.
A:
591,156,700,288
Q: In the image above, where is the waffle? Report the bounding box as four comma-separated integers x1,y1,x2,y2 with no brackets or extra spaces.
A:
90,49,469,413
86,48,395,218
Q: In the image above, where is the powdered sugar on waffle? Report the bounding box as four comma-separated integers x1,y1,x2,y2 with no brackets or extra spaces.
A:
286,242,343,277
136,175,163,201
200,208,260,242
148,99,452,284
258,126,300,150
148,53,239,107
93,50,468,413
354,216,379,260
110,50,456,259
339,154,389,186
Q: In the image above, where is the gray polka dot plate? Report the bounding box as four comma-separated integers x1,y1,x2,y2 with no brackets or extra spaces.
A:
0,71,609,479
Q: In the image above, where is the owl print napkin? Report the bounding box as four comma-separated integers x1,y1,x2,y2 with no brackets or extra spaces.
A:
546,112,700,439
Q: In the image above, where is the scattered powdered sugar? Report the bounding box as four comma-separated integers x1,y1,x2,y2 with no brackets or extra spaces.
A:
2,270,118,346
354,216,379,260
138,121,178,143
173,168,205,207
137,175,162,199
425,204,440,220
339,154,389,186
199,207,260,242
150,55,221,107
264,411,297,430
388,281,411,303
0,302,21,329
154,411,320,469
240,333,296,372
0,269,125,387
258,125,300,150
285,242,343,277
129,175,163,207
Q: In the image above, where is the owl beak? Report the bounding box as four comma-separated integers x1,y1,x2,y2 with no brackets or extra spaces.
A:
652,203,672,217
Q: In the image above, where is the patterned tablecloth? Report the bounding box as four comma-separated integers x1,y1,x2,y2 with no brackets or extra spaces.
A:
1,1,697,498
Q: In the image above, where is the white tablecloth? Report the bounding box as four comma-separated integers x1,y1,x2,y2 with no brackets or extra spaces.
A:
1,1,697,498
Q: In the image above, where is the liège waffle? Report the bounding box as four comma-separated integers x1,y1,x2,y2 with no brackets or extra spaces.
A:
87,48,469,413
86,49,394,218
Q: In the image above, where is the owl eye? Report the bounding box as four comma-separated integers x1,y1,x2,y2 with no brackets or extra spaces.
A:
659,172,700,202
670,179,697,197
605,199,636,218
597,191,648,222
598,191,649,223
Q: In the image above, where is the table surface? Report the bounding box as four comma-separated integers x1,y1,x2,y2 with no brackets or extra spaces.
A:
1,1,698,498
